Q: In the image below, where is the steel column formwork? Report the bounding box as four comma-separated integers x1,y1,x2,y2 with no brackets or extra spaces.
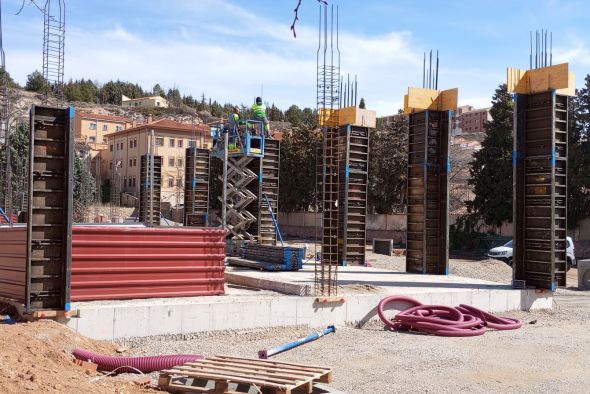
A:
26,105,73,312
184,147,210,227
139,154,162,226
338,125,369,266
513,91,568,290
406,110,450,275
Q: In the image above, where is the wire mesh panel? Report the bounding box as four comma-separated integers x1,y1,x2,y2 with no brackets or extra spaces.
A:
406,110,450,275
26,105,73,311
514,92,567,289
139,155,162,226
338,125,369,266
184,147,210,227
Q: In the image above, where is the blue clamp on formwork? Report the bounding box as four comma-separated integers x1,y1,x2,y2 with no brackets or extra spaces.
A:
192,177,197,189
69,106,75,119
342,259,347,267
447,159,452,173
345,165,350,178
551,281,557,292
551,148,557,167
512,150,518,167
64,302,71,312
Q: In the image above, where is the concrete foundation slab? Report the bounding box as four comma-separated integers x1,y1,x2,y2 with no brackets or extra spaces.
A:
65,267,553,341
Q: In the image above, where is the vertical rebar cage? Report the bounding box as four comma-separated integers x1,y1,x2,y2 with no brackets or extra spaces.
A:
315,3,341,295
513,91,568,290
26,105,73,312
42,0,66,102
406,110,450,275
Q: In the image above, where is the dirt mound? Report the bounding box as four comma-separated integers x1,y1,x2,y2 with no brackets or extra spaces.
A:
0,320,156,393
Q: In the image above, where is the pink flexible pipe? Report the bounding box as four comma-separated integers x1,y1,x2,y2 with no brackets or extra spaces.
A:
72,348,203,373
377,295,522,337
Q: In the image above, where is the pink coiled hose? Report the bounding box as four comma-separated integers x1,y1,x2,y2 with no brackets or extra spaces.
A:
377,295,522,337
72,348,203,373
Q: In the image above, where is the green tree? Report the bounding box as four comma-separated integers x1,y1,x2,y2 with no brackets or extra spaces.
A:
73,154,96,222
25,70,45,93
466,84,514,227
279,125,322,212
99,80,146,104
359,97,366,109
568,74,590,229
268,103,285,121
0,68,20,88
0,122,30,213
64,79,100,103
368,114,408,213
153,83,165,97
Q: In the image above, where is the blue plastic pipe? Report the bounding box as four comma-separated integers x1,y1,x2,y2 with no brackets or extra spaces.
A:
263,192,284,246
258,325,335,359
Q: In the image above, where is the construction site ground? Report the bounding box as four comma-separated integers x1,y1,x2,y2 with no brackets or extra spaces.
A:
1,246,587,393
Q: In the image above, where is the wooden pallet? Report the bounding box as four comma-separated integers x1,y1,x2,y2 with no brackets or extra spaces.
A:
158,355,333,394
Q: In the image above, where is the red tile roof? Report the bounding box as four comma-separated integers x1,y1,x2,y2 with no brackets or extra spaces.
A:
104,118,210,138
77,111,132,123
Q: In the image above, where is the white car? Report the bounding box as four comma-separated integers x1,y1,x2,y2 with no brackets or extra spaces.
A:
488,237,576,270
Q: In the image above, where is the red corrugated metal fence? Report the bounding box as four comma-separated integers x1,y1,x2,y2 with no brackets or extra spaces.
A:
0,226,27,302
71,226,225,301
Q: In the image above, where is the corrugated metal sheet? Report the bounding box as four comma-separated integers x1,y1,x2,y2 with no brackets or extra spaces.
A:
0,226,27,302
71,226,226,301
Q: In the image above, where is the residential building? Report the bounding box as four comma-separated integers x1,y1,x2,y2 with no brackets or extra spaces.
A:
103,119,211,207
122,95,169,109
451,105,491,135
379,113,407,127
75,111,133,150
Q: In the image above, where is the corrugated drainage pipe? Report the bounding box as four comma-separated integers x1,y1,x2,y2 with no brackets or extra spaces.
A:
72,348,203,373
377,295,521,337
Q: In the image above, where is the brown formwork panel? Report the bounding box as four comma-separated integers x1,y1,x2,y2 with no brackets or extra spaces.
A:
26,105,74,312
405,110,450,275
513,92,568,290
139,155,162,226
184,147,210,227
338,125,369,266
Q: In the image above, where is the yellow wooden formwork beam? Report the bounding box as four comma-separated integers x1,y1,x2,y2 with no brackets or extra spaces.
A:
403,87,459,114
506,63,576,96
319,106,376,128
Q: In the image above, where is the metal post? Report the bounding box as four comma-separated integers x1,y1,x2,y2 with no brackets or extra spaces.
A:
222,130,228,228
149,129,154,226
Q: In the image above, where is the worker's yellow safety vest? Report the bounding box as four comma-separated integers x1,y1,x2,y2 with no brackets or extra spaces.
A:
252,103,267,118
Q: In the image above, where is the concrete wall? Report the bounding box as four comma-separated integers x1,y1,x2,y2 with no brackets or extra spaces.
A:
277,212,406,241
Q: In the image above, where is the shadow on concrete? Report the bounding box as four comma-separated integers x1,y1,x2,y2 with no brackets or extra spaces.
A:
337,279,511,290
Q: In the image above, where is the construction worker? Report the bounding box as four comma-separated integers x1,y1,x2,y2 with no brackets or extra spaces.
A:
252,97,270,136
228,106,240,134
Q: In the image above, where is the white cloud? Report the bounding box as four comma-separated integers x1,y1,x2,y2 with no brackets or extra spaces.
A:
5,0,494,116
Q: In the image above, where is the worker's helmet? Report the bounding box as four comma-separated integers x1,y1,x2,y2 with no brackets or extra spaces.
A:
256,97,262,104
234,106,240,113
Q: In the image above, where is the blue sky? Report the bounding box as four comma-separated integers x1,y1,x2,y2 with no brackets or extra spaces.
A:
3,0,590,115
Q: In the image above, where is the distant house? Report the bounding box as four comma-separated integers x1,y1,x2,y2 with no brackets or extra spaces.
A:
122,95,169,109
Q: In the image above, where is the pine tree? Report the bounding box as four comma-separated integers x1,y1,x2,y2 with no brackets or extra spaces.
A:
368,114,408,213
466,84,514,228
568,74,590,228
25,70,45,93
359,98,366,109
73,153,96,222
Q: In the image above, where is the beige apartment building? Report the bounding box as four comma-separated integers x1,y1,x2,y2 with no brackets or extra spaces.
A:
75,111,133,150
122,95,169,109
103,119,211,207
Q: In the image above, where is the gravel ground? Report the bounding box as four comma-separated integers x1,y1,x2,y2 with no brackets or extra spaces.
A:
119,289,590,394
114,241,588,393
